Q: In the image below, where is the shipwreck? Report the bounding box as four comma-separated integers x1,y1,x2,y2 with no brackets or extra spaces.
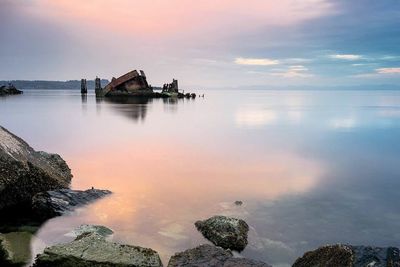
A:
92,70,196,99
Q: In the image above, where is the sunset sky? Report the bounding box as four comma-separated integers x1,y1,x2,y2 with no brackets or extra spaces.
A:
1,0,400,88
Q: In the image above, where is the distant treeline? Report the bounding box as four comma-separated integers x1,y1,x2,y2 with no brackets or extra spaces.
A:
0,80,110,90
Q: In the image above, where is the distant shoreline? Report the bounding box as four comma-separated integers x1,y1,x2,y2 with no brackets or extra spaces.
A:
0,80,109,90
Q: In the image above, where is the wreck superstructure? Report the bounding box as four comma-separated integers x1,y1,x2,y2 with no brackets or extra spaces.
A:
99,70,151,97
93,69,196,99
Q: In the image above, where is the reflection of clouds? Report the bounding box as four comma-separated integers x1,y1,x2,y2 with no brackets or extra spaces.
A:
235,108,305,127
235,109,277,127
287,110,303,123
158,223,188,241
329,117,356,129
378,109,400,118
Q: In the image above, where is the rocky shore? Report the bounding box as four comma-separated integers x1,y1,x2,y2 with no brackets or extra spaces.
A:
1,126,398,267
0,126,111,266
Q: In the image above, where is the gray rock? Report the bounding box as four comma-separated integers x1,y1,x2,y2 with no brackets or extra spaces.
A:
32,188,111,219
292,244,400,267
234,201,243,206
33,232,163,267
195,216,249,251
167,244,271,267
0,238,10,265
224,258,272,267
0,231,33,266
0,126,72,211
67,224,114,238
352,246,400,267
168,244,232,266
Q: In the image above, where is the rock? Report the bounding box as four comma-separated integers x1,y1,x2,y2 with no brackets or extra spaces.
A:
234,201,243,206
0,231,33,266
168,244,232,266
0,84,22,96
195,215,249,251
0,238,11,265
32,188,111,219
33,232,163,267
0,126,72,212
224,258,272,267
66,224,114,238
293,244,400,267
167,244,271,267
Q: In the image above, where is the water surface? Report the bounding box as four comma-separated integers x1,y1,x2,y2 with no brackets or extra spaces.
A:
1,89,400,267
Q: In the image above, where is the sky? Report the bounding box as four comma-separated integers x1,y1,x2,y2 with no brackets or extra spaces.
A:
1,0,400,88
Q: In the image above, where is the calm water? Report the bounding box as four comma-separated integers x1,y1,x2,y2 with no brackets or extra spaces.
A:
1,89,400,267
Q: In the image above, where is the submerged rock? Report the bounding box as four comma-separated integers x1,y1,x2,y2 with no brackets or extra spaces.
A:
167,244,271,267
195,215,249,251
32,188,111,219
0,126,72,212
67,224,114,238
293,244,400,267
234,201,243,206
33,232,163,267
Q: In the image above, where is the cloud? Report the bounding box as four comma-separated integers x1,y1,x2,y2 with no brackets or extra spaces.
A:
235,57,280,66
376,67,400,74
270,65,313,78
330,54,362,60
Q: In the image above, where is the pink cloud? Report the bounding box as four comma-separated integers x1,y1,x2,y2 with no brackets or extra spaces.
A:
376,67,400,74
23,0,335,38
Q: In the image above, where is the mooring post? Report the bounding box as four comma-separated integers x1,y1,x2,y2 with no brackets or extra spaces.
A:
95,77,102,97
81,79,87,94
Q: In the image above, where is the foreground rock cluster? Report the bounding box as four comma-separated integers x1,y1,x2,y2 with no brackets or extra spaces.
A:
1,126,399,267
31,219,270,267
0,126,111,266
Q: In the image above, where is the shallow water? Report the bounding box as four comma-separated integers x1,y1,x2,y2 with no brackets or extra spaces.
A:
1,89,400,266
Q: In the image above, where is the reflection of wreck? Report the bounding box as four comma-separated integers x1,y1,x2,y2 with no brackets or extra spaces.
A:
105,96,151,122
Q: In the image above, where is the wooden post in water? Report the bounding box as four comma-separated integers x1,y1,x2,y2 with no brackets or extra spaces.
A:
81,79,87,94
95,77,102,97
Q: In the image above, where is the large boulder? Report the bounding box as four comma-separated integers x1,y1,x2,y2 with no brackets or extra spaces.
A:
0,126,72,211
167,244,271,267
195,216,249,251
33,232,163,267
293,244,400,267
32,188,111,219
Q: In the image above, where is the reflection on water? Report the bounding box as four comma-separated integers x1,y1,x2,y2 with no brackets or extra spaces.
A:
0,89,400,266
